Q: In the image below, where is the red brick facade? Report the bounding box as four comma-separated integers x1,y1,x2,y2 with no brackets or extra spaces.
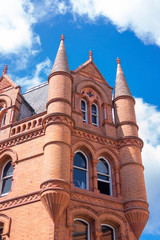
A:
0,36,149,239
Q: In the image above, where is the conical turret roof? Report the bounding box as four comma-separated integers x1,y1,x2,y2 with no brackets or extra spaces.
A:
51,34,70,74
114,58,132,99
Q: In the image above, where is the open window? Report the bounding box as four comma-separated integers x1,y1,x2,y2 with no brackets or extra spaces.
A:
97,158,112,195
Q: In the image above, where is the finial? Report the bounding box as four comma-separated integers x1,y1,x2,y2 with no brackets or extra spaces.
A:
3,65,7,75
116,57,120,64
89,50,93,61
60,34,64,41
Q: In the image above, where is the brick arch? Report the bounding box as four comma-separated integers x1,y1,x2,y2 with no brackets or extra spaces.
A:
0,95,12,108
99,211,128,238
0,213,11,238
0,148,18,164
72,140,96,160
67,205,98,228
95,146,119,169
76,80,110,103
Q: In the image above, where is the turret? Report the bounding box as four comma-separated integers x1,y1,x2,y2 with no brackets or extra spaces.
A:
113,58,149,239
40,35,73,223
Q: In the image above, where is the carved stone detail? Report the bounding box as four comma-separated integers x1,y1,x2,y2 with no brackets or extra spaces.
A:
42,113,74,130
40,179,71,223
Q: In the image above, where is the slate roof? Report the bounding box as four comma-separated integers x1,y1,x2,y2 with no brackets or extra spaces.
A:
18,81,48,120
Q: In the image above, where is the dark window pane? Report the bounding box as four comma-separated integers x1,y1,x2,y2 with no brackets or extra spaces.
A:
0,227,3,240
83,112,86,121
92,104,96,114
98,174,109,181
97,160,109,175
98,181,110,195
101,225,114,240
73,168,86,189
2,177,12,194
92,115,97,124
81,101,86,111
3,161,13,177
74,153,86,169
73,220,88,240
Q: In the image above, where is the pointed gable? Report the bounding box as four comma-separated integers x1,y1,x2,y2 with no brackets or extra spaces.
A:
0,65,18,93
0,76,11,91
74,60,106,83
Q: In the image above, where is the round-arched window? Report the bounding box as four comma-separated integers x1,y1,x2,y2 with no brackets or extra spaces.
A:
97,158,112,195
91,103,98,126
101,224,115,240
0,161,13,195
73,219,90,240
81,99,87,123
73,152,88,190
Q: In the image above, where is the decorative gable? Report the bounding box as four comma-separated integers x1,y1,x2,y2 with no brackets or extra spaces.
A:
0,77,11,92
74,61,107,84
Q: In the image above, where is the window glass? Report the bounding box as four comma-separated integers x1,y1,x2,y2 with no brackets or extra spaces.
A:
97,158,112,195
3,162,13,177
91,104,98,126
73,168,86,189
73,220,89,240
74,152,86,169
73,152,88,190
1,161,13,195
81,100,87,123
0,225,3,240
101,225,114,240
2,178,12,195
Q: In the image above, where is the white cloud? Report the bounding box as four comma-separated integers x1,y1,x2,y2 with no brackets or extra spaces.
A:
0,0,38,54
135,98,160,235
69,0,160,46
0,0,67,56
12,58,52,89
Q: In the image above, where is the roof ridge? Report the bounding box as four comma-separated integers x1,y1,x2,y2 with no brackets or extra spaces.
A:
24,81,48,94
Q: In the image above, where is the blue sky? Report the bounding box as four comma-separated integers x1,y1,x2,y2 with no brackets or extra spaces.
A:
1,1,160,239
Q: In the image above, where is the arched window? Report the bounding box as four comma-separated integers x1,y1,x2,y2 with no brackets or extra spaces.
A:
92,103,98,126
73,219,90,240
101,224,116,240
81,100,87,123
0,161,13,196
97,158,112,195
73,151,88,190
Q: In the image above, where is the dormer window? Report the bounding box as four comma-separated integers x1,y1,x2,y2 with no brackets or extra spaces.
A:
92,103,98,126
81,100,87,123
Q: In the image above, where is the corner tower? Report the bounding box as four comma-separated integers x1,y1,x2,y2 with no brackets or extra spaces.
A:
113,58,149,239
40,35,73,223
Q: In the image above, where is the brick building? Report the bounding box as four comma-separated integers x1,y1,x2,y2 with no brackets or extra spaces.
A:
0,35,149,239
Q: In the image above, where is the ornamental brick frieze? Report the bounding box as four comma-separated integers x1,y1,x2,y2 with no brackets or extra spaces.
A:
40,179,71,195
124,200,149,211
72,129,117,148
0,191,40,211
0,128,44,152
72,129,143,149
42,113,74,130
71,191,123,211
117,136,143,149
